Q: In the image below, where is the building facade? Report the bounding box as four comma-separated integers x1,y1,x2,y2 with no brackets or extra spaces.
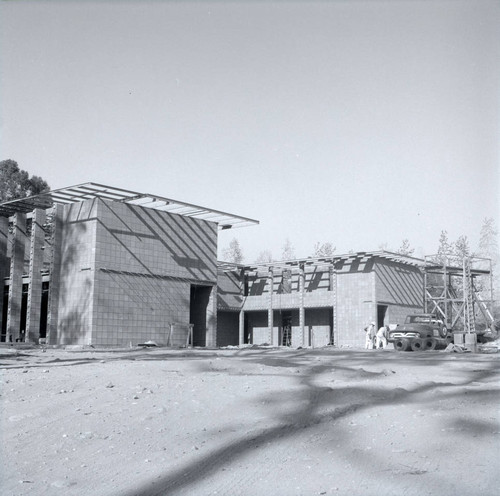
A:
0,183,257,347
1,183,426,349
217,253,425,348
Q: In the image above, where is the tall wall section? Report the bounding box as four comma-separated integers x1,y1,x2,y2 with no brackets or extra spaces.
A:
91,199,218,346
54,200,99,345
335,260,375,348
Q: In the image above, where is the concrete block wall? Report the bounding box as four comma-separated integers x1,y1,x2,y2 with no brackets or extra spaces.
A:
217,269,243,311
56,201,98,344
90,199,217,347
336,271,375,347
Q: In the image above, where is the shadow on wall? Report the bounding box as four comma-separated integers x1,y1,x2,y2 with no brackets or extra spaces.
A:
57,203,92,344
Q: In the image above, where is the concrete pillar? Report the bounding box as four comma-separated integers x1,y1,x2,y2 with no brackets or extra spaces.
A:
205,284,218,347
7,213,26,342
47,204,63,345
267,267,273,345
299,264,305,346
239,268,245,345
239,310,245,345
330,264,338,346
0,217,9,341
26,209,46,343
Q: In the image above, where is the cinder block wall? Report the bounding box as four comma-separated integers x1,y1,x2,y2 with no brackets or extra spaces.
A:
56,200,98,345
91,199,217,346
336,271,375,347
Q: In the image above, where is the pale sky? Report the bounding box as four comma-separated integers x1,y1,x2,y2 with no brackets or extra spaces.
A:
1,0,499,262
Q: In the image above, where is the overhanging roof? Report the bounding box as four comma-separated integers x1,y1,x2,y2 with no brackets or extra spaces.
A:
0,182,259,230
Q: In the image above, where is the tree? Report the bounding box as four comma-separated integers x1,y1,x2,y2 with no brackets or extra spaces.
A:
281,238,295,261
477,218,500,311
435,230,453,264
312,241,336,258
479,218,499,260
454,235,471,261
255,250,273,264
397,239,415,257
0,159,50,202
221,238,244,264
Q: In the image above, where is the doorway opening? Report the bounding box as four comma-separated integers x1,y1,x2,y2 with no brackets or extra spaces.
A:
190,285,212,347
39,281,49,339
377,305,388,329
281,311,292,347
1,285,8,342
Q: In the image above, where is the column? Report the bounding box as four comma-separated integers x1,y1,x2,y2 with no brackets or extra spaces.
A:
205,284,218,347
7,213,26,342
239,268,246,345
299,263,305,346
330,263,338,346
0,216,9,341
239,309,245,345
47,204,63,345
26,208,46,343
267,267,273,345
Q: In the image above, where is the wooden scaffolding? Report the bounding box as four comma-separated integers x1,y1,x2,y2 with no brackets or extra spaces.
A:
423,255,496,336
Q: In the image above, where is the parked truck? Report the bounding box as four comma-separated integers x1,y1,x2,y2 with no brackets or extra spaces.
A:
387,314,452,351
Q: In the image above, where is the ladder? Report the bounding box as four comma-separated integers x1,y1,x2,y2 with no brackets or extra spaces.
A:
463,258,476,334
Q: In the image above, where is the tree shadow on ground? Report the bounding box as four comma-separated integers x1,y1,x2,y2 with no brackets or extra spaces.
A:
120,351,500,496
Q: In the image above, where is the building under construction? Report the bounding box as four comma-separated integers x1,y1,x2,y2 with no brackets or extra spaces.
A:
1,183,495,348
0,183,258,347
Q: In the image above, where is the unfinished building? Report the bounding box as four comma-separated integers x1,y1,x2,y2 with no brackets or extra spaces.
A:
2,183,493,349
217,252,426,348
0,183,258,347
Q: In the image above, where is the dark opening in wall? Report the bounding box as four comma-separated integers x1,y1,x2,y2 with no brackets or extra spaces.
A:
1,285,8,342
190,285,211,347
40,281,49,339
19,283,29,341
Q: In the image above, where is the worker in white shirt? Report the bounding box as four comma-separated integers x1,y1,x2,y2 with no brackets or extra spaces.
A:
376,325,388,349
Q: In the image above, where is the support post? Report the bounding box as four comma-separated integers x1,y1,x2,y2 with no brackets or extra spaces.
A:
47,204,63,345
268,267,273,345
7,213,26,343
299,263,305,346
27,209,46,343
205,284,218,347
330,263,337,346
0,217,8,341
239,309,245,345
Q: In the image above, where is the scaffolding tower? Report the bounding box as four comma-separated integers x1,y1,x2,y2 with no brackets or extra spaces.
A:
424,254,496,336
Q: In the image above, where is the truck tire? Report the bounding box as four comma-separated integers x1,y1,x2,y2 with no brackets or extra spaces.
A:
411,338,424,351
394,338,410,352
439,326,448,339
423,338,437,351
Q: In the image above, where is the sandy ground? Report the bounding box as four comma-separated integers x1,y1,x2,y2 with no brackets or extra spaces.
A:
1,345,499,496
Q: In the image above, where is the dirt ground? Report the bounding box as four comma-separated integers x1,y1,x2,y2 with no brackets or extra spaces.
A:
1,345,499,496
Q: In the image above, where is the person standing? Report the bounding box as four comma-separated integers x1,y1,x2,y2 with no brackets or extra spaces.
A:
376,325,388,349
364,322,376,349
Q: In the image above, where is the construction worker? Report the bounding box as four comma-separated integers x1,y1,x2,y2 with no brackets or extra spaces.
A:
376,325,388,349
364,322,376,349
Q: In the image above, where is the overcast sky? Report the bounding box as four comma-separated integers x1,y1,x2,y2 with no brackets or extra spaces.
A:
1,0,498,261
